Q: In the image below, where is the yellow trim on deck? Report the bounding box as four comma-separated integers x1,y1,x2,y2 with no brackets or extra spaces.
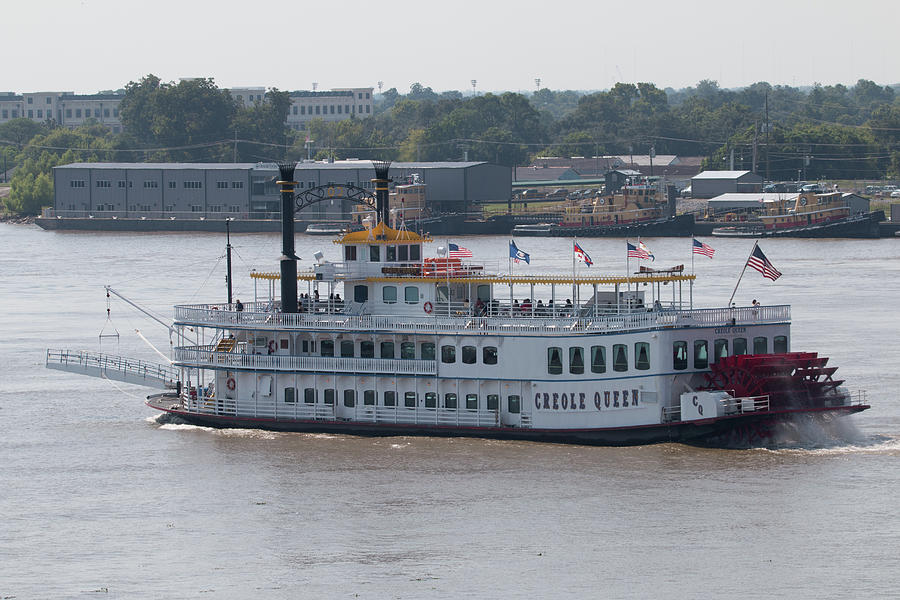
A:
367,274,696,285
333,221,431,245
249,270,695,285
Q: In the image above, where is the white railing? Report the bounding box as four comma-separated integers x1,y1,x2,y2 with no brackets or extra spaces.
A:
178,393,506,427
46,349,178,386
173,345,437,375
174,304,791,336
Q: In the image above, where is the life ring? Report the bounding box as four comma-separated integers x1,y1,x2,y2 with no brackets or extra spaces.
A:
268,340,276,354
423,301,433,314
598,198,605,205
226,377,236,391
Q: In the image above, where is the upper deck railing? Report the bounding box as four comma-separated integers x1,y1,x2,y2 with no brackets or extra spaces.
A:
174,302,790,335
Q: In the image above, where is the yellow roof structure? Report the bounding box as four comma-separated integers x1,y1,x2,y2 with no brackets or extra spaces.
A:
333,222,431,245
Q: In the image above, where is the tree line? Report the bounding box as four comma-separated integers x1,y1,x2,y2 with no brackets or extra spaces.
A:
2,75,899,215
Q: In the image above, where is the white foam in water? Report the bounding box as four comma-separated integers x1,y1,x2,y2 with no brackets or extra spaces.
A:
758,414,900,455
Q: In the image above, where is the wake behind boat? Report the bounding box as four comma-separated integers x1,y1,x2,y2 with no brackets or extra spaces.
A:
46,161,869,447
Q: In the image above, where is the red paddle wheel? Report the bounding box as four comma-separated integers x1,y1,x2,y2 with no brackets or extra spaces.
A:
702,352,845,409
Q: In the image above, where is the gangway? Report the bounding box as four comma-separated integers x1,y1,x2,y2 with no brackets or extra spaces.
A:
46,349,178,389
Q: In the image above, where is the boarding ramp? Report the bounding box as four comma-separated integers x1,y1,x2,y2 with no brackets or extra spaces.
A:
46,349,178,389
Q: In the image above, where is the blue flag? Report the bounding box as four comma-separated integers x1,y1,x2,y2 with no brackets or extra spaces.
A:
509,240,530,264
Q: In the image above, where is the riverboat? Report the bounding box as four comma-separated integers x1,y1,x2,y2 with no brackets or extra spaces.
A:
45,162,869,446
711,191,884,238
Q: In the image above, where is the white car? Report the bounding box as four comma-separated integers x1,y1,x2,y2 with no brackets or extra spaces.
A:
890,189,900,198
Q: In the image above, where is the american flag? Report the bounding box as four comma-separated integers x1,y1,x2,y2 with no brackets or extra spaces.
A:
627,241,653,260
627,241,649,260
747,244,782,281
448,243,472,258
692,238,716,258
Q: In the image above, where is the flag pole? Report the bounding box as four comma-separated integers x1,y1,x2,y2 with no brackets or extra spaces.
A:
728,240,758,307
572,238,577,305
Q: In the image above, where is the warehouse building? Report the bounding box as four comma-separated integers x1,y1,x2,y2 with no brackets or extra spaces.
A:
691,171,764,199
52,160,511,220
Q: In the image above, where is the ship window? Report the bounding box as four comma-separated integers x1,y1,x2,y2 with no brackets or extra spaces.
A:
466,394,478,410
694,340,708,369
344,245,357,261
591,345,606,373
321,340,334,357
343,389,355,407
508,395,521,414
483,346,498,365
613,344,628,372
383,286,397,304
444,393,457,409
477,285,491,302
386,245,397,262
487,394,499,410
774,335,788,354
360,341,374,358
354,285,368,303
280,339,289,350
369,245,380,262
441,345,456,363
421,342,435,360
284,387,296,403
340,340,354,357
301,340,309,353
398,245,409,261
462,345,477,364
714,339,729,363
436,285,449,303
548,347,563,374
401,342,415,359
635,342,650,370
569,347,584,374
410,245,421,260
404,392,417,407
304,388,316,404
324,389,335,405
404,286,419,304
672,342,687,371
364,390,376,405
384,391,396,407
734,337,748,355
425,392,437,408
380,341,395,359
753,337,768,354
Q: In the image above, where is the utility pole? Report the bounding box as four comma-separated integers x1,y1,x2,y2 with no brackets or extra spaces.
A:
233,129,237,163
765,92,770,181
752,120,758,173
471,79,477,97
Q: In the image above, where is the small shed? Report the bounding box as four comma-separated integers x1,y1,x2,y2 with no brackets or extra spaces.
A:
691,171,764,199
841,193,870,215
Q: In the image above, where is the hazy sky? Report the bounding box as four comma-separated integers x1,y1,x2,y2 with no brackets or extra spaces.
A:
5,0,897,95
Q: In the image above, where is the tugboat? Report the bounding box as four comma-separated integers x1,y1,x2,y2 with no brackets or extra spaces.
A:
513,174,694,237
712,191,884,238
46,162,868,446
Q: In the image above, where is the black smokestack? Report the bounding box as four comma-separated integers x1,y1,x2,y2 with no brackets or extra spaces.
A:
277,161,298,313
372,160,392,225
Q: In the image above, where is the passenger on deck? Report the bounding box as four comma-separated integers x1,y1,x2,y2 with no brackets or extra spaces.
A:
475,298,486,316
235,299,244,312
565,298,573,315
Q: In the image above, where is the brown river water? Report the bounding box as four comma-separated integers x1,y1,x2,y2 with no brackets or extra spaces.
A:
1,224,898,598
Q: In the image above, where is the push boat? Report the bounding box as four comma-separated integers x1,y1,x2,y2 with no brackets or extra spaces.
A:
46,162,868,446
711,191,884,238
512,175,694,238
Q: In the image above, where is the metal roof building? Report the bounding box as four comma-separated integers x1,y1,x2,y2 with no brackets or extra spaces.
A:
691,171,764,199
52,161,511,220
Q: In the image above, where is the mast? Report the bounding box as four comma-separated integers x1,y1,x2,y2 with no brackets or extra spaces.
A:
225,218,233,305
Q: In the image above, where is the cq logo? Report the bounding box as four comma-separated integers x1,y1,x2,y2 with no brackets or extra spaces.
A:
692,395,704,416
